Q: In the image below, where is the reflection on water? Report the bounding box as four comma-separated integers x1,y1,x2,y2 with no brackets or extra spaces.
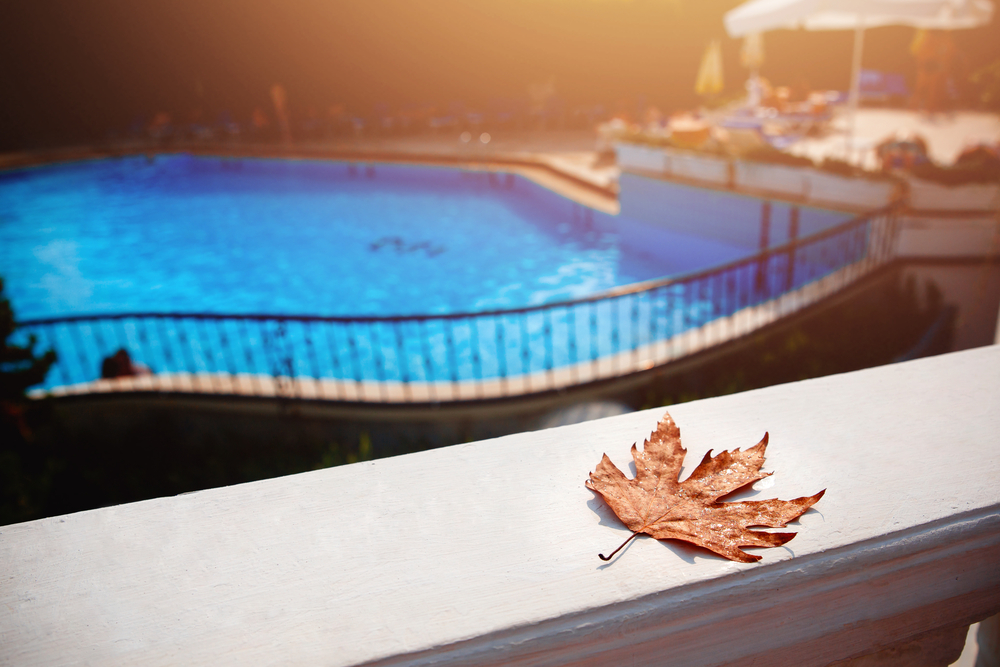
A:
0,155,751,319
32,240,93,312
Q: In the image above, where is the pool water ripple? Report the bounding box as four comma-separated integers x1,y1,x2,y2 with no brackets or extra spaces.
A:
1,155,750,320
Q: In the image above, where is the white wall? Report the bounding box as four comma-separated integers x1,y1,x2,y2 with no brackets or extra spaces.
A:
618,172,851,250
896,215,1000,259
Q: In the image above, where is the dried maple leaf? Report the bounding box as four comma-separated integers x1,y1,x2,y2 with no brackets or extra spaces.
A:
586,411,824,563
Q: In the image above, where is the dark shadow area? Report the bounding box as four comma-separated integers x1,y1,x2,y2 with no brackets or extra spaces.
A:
2,261,989,526
636,263,959,409
1,1,998,152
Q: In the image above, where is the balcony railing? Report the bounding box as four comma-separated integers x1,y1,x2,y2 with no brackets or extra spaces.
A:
3,345,998,665
20,207,898,402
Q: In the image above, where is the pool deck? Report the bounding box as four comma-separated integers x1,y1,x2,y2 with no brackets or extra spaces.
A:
4,108,996,215
784,108,1000,169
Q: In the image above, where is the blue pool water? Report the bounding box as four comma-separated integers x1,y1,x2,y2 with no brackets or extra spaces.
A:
0,155,757,320
4,155,863,388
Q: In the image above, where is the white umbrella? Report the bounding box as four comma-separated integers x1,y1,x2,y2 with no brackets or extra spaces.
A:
725,0,993,34
724,0,994,153
740,33,766,106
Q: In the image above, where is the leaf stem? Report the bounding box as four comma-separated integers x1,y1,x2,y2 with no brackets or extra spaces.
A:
599,531,641,561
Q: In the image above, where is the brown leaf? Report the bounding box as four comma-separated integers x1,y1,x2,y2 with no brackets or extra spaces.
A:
586,411,824,563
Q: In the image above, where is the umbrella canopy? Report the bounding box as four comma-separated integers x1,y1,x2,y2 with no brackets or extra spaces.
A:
739,33,766,105
723,0,994,157
740,32,766,70
725,0,993,36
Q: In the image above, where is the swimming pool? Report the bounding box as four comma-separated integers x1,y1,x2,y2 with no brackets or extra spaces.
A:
4,155,861,391
0,154,777,320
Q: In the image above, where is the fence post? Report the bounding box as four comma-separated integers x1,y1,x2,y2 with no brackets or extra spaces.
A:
754,201,772,298
786,206,800,292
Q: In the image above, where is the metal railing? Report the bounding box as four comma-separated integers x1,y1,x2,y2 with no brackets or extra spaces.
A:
19,207,898,402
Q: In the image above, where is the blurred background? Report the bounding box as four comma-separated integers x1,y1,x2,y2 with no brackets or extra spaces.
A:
2,0,999,151
2,0,999,539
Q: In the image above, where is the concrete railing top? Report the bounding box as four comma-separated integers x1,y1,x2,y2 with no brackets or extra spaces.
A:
3,346,1000,666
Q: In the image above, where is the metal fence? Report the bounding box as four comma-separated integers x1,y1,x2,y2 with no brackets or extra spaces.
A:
19,207,898,401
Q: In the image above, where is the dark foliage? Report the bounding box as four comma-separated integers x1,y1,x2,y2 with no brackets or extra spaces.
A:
910,151,1000,186
0,278,57,525
35,410,372,519
641,270,952,409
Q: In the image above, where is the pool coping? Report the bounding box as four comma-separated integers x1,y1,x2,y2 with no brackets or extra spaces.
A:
0,142,620,214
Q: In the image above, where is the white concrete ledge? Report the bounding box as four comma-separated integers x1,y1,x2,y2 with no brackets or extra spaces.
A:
615,142,900,212
906,178,1000,213
4,346,1000,666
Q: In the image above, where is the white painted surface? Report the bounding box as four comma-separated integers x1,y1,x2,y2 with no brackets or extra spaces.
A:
617,171,851,249
907,178,1000,212
616,145,900,213
664,148,731,185
734,160,809,199
896,215,1000,259
731,161,900,212
809,171,898,211
4,347,1000,666
614,143,668,174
